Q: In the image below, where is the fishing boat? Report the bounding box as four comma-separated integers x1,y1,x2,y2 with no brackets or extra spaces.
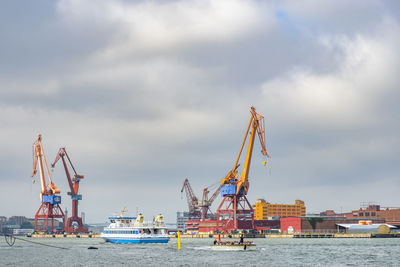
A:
101,210,169,244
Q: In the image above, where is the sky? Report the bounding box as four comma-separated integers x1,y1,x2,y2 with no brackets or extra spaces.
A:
1,0,399,224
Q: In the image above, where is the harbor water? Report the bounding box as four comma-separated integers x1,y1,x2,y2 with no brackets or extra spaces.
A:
1,237,400,266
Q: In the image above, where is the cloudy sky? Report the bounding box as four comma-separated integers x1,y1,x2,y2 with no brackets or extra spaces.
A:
1,0,399,223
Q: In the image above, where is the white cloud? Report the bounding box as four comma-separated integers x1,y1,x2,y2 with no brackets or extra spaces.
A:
57,0,273,61
261,18,400,130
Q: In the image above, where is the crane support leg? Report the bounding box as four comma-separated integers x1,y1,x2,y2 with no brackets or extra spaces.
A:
216,195,254,233
34,202,65,233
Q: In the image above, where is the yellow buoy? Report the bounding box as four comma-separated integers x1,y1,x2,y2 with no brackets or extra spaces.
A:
177,231,181,250
263,160,267,166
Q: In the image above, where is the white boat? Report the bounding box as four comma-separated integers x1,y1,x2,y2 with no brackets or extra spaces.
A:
210,241,256,251
101,213,169,244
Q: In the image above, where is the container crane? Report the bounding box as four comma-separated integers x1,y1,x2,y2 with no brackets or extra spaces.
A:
51,147,88,233
216,106,270,232
31,134,65,233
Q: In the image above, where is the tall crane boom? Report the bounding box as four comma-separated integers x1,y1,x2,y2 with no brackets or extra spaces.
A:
220,106,270,196
208,184,222,205
236,107,269,195
51,148,84,196
31,134,60,198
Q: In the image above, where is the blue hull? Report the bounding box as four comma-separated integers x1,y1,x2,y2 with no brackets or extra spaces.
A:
105,238,169,244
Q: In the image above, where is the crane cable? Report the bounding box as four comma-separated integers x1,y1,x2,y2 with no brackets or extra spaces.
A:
1,232,69,250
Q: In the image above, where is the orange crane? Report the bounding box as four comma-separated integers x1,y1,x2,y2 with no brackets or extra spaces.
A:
31,134,65,233
51,147,88,233
216,106,270,232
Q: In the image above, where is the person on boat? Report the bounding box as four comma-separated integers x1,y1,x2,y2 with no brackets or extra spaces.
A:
239,234,244,244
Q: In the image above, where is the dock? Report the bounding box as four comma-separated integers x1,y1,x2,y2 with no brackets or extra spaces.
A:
28,233,100,238
170,233,400,239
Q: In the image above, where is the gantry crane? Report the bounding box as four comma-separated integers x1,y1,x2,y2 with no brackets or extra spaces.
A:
51,147,88,233
31,134,65,233
181,179,222,220
216,106,270,232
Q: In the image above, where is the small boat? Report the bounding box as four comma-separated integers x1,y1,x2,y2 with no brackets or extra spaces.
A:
101,210,169,244
211,241,256,251
211,235,255,251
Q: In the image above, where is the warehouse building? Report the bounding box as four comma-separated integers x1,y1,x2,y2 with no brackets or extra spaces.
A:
253,199,306,220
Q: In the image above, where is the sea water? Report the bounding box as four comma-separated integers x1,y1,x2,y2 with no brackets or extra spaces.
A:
1,237,400,266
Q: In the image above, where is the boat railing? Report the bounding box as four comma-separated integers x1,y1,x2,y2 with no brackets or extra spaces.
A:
133,221,166,228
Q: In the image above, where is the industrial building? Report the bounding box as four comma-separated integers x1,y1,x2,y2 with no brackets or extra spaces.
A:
176,212,194,232
253,199,306,220
345,205,400,227
186,220,218,234
281,216,387,233
320,204,400,227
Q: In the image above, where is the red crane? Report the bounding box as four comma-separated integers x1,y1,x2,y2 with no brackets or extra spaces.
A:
181,179,222,220
51,147,88,233
181,178,201,218
199,184,222,220
31,134,65,233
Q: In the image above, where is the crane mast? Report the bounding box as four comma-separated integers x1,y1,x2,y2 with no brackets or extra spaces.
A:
51,147,87,233
31,134,65,233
